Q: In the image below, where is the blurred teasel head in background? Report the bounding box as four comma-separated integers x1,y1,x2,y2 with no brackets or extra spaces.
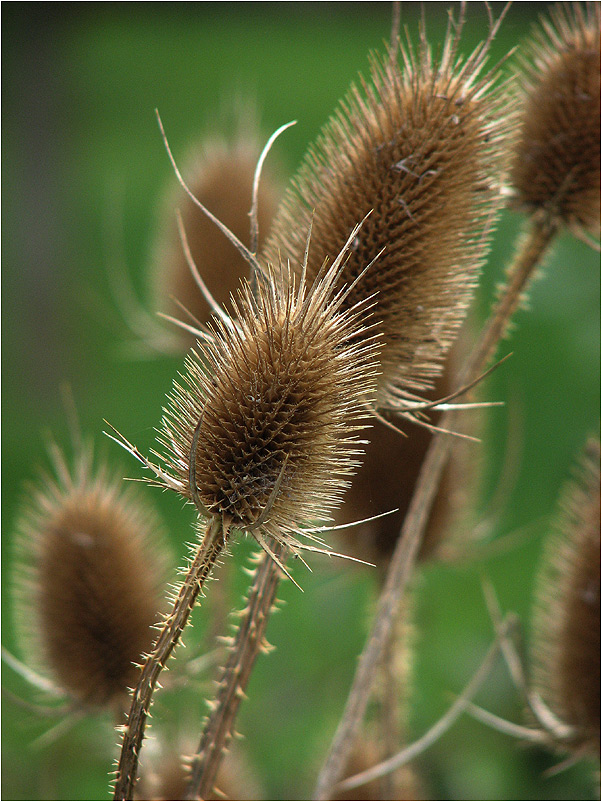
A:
12,441,169,715
149,104,284,347
532,437,601,758
509,2,601,235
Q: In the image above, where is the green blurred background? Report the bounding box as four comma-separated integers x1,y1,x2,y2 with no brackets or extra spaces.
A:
2,3,599,800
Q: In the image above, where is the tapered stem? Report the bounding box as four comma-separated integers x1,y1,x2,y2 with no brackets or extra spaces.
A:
187,542,288,800
313,217,557,800
113,517,224,801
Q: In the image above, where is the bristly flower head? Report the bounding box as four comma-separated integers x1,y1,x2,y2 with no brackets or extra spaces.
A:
150,119,282,345
532,437,601,758
261,14,510,408
13,442,168,714
156,227,379,555
509,3,601,234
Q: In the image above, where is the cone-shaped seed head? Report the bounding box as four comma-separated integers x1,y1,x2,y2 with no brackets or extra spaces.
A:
262,31,508,406
510,3,601,233
159,255,378,546
13,445,168,711
533,438,601,756
151,132,281,339
332,331,480,567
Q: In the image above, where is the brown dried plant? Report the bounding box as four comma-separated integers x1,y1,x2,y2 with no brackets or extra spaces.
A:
509,2,601,237
261,16,509,415
110,222,380,799
12,440,169,719
149,120,282,343
532,437,601,759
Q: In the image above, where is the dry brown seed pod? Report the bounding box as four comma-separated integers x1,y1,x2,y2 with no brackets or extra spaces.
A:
332,328,481,568
157,241,379,552
150,123,282,344
12,442,169,715
509,2,601,234
261,23,509,409
532,437,601,758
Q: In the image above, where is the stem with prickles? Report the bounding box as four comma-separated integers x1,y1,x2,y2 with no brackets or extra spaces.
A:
113,517,224,801
186,541,288,800
313,217,558,800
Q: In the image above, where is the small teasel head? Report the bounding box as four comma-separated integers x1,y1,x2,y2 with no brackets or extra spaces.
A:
331,328,481,569
12,440,169,715
157,228,379,555
150,104,283,344
509,2,601,234
532,437,601,757
261,9,511,409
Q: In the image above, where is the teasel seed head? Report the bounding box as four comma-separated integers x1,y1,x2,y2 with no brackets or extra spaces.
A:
157,233,379,553
532,437,601,757
332,329,481,569
150,118,282,343
261,20,509,408
13,442,169,714
509,2,601,234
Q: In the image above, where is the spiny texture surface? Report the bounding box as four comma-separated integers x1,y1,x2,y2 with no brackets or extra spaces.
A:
159,257,378,546
332,331,480,567
151,132,281,340
262,35,507,407
510,3,601,233
533,438,601,757
13,446,167,712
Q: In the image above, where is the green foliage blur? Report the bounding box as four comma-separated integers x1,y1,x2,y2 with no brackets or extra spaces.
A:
2,3,599,800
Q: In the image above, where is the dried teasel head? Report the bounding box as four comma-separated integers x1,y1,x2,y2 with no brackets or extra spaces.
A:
150,113,283,345
261,13,510,409
12,441,169,714
155,227,379,556
509,2,601,235
332,328,481,569
532,437,601,758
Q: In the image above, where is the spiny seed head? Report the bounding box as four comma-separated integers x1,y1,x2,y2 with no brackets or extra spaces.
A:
158,252,379,547
13,443,169,713
509,2,601,233
532,438,601,757
332,333,480,567
261,28,509,407
150,128,282,341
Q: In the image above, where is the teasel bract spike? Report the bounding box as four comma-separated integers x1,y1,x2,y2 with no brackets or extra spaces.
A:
157,241,380,553
261,22,511,409
331,325,482,569
509,2,601,236
149,104,283,346
531,437,601,759
12,438,169,716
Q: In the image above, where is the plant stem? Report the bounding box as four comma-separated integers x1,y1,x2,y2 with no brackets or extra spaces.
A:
313,217,557,800
186,542,287,800
113,517,224,801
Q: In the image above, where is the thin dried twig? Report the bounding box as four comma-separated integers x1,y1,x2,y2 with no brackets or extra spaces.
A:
312,200,559,802
336,615,517,792
186,542,288,800
113,517,225,801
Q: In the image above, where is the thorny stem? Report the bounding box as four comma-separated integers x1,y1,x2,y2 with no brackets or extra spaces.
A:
313,219,559,799
186,542,288,800
113,517,224,801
